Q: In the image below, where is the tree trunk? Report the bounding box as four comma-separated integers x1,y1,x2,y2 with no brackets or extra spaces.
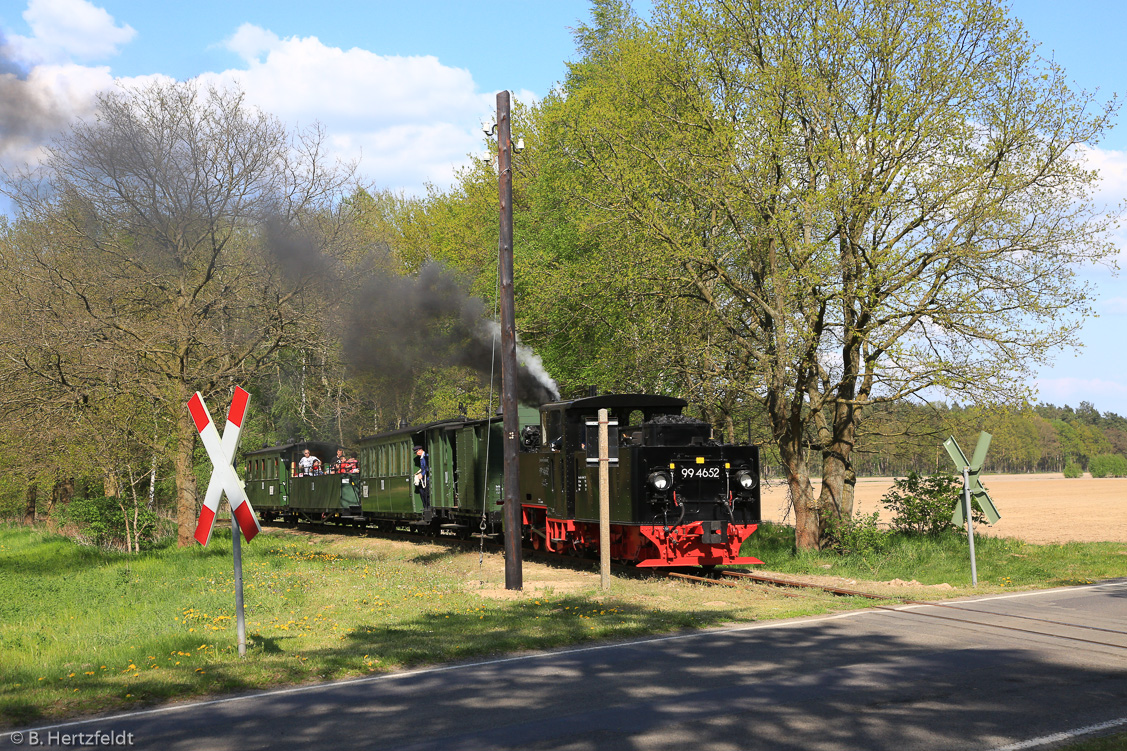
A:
175,383,199,547
23,483,36,524
148,454,158,509
119,499,134,553
780,441,820,550
47,478,73,518
841,464,856,519
818,407,857,523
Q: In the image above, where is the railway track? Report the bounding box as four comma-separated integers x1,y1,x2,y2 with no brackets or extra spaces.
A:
663,569,898,599
264,518,1127,650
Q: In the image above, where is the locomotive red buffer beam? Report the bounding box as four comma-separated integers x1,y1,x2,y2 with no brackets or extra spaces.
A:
635,522,762,568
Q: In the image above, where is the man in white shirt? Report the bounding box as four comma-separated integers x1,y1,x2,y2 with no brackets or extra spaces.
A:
297,448,321,476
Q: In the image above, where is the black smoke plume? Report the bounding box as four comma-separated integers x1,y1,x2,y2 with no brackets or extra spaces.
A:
265,221,559,406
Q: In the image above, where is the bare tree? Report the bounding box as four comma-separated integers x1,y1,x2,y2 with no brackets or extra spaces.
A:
0,80,354,546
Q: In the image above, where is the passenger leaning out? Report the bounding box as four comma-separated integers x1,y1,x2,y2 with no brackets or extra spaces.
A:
297,448,322,476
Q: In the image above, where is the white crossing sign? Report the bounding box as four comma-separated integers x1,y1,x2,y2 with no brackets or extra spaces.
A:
189,388,260,544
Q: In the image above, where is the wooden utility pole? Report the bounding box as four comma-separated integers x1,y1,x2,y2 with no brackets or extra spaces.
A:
497,90,522,591
598,408,610,590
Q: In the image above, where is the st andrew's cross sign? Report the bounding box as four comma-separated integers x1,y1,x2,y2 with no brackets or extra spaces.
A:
189,388,260,545
942,433,1001,525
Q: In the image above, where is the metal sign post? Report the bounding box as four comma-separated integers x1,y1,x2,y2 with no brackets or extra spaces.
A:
231,514,247,656
944,433,1000,587
962,466,978,587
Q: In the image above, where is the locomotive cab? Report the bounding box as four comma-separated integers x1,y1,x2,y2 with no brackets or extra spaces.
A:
518,394,763,567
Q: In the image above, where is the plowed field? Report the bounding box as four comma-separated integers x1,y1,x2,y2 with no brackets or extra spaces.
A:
759,473,1127,543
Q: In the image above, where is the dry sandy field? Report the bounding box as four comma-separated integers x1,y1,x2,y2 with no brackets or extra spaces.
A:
760,473,1127,544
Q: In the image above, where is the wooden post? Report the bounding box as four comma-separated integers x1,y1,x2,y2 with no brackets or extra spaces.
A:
497,90,522,591
599,408,610,590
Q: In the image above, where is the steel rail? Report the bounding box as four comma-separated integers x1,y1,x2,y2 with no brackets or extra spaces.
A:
720,570,896,599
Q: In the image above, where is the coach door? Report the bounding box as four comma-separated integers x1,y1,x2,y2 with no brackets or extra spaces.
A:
428,428,457,510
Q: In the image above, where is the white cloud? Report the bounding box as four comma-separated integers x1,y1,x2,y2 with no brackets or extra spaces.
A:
1080,145,1127,204
1106,296,1127,314
2,12,538,196
7,0,135,64
224,23,281,64
201,25,538,193
0,63,170,169
1073,145,1127,268
1035,376,1127,406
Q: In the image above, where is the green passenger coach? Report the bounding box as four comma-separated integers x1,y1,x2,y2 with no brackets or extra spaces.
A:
249,407,539,536
245,441,361,523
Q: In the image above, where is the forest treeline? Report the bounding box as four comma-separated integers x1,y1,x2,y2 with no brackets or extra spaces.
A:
2,0,1124,550
832,401,1127,478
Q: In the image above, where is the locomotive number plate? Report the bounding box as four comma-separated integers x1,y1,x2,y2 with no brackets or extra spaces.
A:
679,465,722,479
673,462,726,499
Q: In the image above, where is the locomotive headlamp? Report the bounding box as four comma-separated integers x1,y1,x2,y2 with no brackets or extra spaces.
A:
735,469,756,490
648,471,671,491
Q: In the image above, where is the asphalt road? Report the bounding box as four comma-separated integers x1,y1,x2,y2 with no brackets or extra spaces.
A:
5,581,1126,751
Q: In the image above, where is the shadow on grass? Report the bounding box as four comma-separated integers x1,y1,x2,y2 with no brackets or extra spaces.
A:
334,595,728,671
0,629,288,727
0,595,729,728
408,549,464,565
0,533,127,577
248,634,289,654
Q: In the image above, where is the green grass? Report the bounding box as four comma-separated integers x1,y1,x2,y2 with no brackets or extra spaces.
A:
744,522,1127,590
2,520,1125,729
0,523,849,728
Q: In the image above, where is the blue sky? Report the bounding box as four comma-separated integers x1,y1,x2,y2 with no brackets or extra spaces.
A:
1,0,1124,415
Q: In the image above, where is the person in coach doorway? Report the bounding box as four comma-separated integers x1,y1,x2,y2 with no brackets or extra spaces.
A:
414,445,431,521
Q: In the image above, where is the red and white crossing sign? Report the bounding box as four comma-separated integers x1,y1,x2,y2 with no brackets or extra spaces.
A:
189,388,260,545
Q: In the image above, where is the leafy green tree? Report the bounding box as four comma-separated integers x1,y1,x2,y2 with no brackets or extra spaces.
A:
1088,454,1127,478
524,0,1117,548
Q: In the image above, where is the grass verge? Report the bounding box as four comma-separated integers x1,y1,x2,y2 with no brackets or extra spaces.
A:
1,520,1124,728
0,522,853,728
744,521,1127,590
1061,732,1127,750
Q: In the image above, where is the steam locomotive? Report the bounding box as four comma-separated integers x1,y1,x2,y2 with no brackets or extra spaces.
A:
244,394,763,567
